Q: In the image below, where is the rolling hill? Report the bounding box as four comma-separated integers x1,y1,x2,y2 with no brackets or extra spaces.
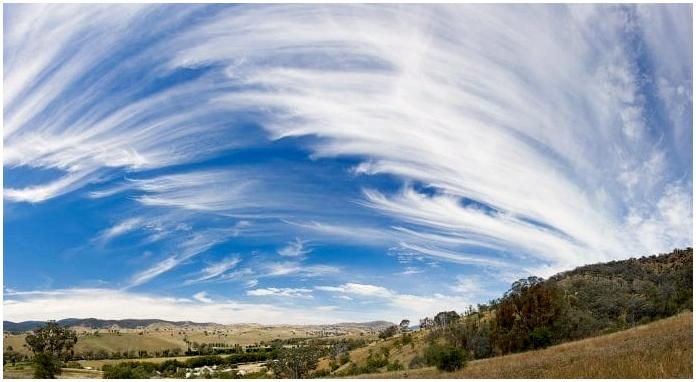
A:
315,248,693,378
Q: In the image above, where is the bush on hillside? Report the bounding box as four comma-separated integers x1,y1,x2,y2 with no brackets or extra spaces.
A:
408,355,427,369
425,343,467,372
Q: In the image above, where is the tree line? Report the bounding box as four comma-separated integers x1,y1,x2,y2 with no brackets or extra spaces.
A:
418,248,693,367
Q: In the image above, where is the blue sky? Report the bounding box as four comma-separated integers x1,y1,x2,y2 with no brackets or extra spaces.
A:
3,4,692,324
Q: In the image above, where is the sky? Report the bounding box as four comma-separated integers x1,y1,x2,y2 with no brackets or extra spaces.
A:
3,4,693,324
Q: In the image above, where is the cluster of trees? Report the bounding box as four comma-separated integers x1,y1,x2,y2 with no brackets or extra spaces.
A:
102,352,277,378
378,325,399,340
3,346,28,366
184,342,249,356
102,360,242,379
420,248,693,364
108,344,333,379
69,347,184,360
378,318,412,340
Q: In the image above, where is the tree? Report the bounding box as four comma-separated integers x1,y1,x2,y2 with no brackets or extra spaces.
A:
491,276,566,354
4,346,22,366
25,321,78,378
434,311,460,327
399,319,410,332
378,325,399,340
268,346,323,378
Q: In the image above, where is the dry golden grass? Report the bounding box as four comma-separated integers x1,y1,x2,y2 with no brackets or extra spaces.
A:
3,367,103,379
317,331,425,373
350,312,693,379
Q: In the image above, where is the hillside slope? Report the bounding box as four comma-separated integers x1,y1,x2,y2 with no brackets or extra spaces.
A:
348,311,692,378
319,248,692,377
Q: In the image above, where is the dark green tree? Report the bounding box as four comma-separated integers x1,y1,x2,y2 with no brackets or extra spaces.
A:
378,325,399,340
268,346,322,378
434,311,460,327
424,343,467,372
33,353,62,379
25,321,78,378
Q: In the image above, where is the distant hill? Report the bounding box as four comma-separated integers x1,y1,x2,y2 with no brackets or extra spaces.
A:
2,318,214,333
324,321,394,330
2,320,47,333
3,318,395,334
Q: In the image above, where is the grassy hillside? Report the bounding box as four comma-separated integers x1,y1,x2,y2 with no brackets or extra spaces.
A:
344,311,692,378
316,248,692,378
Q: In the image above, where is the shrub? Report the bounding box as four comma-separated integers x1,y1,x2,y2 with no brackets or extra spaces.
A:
339,352,351,365
158,359,184,376
212,370,239,379
386,360,404,371
425,344,467,372
529,326,552,349
408,355,427,369
65,361,83,369
401,333,413,346
102,362,157,379
365,354,389,369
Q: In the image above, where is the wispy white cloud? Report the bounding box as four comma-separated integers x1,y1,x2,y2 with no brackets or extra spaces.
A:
264,262,340,278
177,4,690,272
247,287,313,298
3,4,691,308
277,238,311,258
128,229,236,287
316,282,474,320
95,217,144,243
396,267,423,276
185,256,241,285
316,283,392,298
